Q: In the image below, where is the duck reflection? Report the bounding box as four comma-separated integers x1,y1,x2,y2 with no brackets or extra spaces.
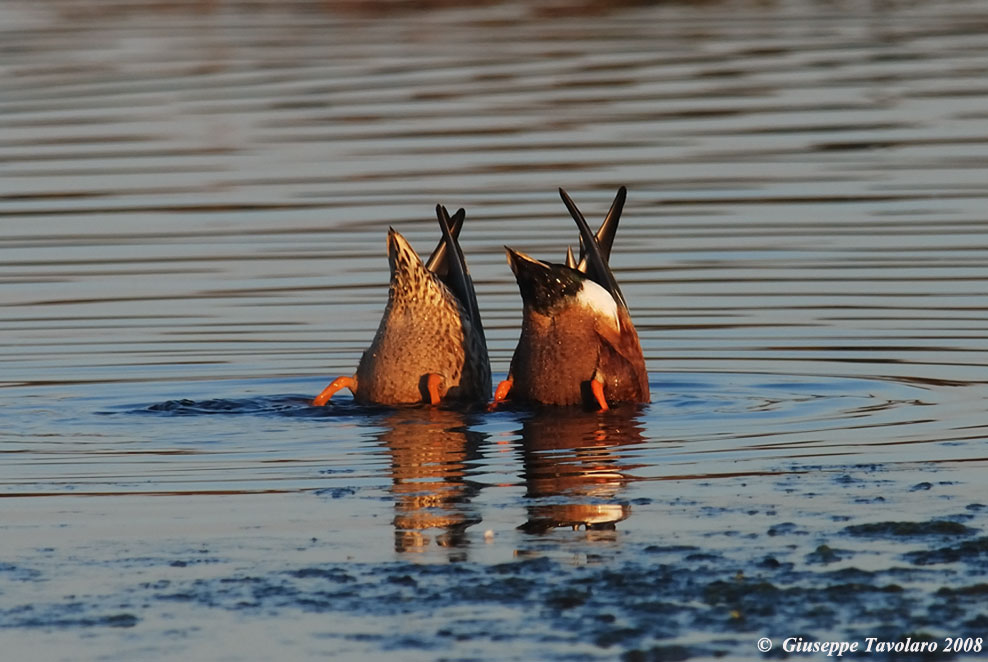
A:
517,408,645,534
375,408,485,556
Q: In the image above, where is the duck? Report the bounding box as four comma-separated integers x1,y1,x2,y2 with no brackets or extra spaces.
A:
313,205,491,406
492,186,649,410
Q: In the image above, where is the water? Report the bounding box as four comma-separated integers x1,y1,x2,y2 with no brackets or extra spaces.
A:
3,0,988,659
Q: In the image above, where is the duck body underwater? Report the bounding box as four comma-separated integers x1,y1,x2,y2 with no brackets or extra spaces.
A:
313,205,491,407
494,186,649,410
313,187,648,411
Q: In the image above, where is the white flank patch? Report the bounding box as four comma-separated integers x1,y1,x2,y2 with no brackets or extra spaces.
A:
576,279,620,330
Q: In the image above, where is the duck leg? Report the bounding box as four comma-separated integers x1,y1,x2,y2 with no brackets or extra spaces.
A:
425,373,444,405
313,375,356,406
590,378,609,411
488,377,513,410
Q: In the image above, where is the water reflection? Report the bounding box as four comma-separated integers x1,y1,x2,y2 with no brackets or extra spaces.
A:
375,408,486,557
8,0,988,657
517,408,645,534
374,405,647,553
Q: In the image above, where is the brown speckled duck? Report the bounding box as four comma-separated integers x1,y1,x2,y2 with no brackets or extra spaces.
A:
492,186,649,410
313,205,491,406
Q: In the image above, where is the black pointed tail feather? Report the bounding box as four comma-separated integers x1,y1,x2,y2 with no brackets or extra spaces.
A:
434,205,487,347
425,206,465,275
594,185,627,265
574,186,626,274
558,187,627,307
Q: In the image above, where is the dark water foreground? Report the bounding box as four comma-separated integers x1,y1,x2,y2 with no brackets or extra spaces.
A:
4,373,987,660
3,0,988,660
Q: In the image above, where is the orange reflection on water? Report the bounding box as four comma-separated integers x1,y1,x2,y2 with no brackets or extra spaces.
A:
376,408,485,555
518,407,646,534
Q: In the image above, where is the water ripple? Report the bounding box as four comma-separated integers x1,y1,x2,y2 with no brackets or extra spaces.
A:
4,0,988,659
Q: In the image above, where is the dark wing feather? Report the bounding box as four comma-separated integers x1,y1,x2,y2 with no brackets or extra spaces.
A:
433,205,487,346
558,187,626,307
575,186,626,273
425,207,465,276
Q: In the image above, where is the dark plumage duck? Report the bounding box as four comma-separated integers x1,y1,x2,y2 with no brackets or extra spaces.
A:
493,186,649,410
313,205,490,406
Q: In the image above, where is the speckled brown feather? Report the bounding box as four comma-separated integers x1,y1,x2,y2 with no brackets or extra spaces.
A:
351,226,491,405
503,187,648,408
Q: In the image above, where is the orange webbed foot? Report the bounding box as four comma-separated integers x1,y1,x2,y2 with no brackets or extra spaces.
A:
426,373,443,406
313,376,356,406
590,378,609,411
488,378,513,411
